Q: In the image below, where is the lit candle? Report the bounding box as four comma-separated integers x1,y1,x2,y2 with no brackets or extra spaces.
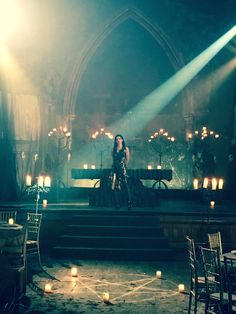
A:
156,271,162,279
44,283,52,293
218,178,224,190
42,200,48,208
211,178,217,190
193,179,198,190
8,218,14,225
210,201,215,208
157,165,162,169
91,165,96,169
178,284,185,293
203,178,208,189
44,176,51,187
71,267,78,277
26,175,32,186
147,165,152,170
102,292,110,303
83,164,88,169
38,176,44,187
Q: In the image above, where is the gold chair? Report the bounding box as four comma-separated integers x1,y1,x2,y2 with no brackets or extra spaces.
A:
3,225,28,300
207,231,223,255
26,213,43,269
0,210,17,223
200,247,228,313
223,256,236,313
186,236,206,314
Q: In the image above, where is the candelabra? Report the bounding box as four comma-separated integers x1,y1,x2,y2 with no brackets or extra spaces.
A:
187,126,220,184
47,126,71,201
148,128,175,168
91,128,113,169
26,175,51,214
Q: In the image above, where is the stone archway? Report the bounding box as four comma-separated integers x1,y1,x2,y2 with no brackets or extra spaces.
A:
63,6,190,122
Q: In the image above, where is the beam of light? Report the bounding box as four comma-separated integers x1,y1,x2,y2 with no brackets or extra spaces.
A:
190,57,236,110
0,0,22,43
0,44,37,93
208,57,236,90
110,25,236,139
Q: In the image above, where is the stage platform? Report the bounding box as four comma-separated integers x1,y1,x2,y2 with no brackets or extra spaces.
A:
1,189,236,261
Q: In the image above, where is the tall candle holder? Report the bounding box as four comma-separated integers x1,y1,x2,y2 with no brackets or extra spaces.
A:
26,175,51,214
48,126,71,201
91,128,113,169
148,128,176,188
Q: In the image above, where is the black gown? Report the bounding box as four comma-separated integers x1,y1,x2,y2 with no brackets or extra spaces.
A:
111,147,131,207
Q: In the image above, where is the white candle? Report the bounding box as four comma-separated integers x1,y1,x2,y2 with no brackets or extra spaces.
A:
43,199,48,208
156,271,162,279
83,164,88,169
218,178,224,190
211,178,217,190
178,284,185,293
203,178,208,189
44,176,51,187
102,292,110,303
210,201,215,208
38,176,44,187
26,175,32,186
193,178,198,190
44,283,52,293
147,165,152,170
157,165,162,169
71,267,78,277
8,218,14,225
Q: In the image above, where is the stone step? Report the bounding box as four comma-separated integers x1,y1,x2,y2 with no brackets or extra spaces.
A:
59,235,168,248
65,224,164,237
65,214,160,226
52,246,172,261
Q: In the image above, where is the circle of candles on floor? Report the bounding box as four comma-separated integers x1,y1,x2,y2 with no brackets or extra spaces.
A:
156,270,162,279
102,292,110,303
210,201,215,208
178,284,185,293
44,283,52,293
71,267,78,277
8,218,14,225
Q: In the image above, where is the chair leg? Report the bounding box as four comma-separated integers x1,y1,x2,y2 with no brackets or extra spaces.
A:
194,292,198,314
37,245,43,269
188,291,193,314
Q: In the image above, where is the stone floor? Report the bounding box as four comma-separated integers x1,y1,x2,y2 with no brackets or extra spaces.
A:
12,257,205,314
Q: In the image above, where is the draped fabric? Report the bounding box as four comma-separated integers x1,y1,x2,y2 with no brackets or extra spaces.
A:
0,91,42,200
0,91,17,200
7,93,42,197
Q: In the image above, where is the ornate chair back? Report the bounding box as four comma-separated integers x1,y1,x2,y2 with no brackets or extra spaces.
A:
200,246,227,313
208,232,223,256
26,213,43,267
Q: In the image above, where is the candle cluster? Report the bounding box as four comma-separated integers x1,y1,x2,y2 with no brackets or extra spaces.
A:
48,126,71,138
83,164,96,169
26,175,51,187
193,178,224,190
91,128,113,140
187,127,219,141
148,128,175,143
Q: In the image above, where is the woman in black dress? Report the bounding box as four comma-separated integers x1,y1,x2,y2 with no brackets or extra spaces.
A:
111,134,132,208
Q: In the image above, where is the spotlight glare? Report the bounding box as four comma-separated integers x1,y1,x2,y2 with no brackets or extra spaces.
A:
0,0,22,42
110,25,236,138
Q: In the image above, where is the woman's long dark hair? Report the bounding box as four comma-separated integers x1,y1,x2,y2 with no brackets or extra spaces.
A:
112,134,126,157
